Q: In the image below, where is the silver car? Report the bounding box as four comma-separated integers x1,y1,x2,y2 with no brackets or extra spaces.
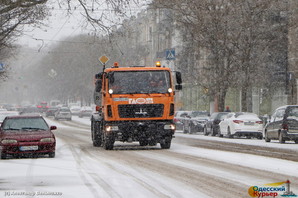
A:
54,107,72,121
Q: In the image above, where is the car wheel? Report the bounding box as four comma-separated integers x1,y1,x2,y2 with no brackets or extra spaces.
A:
49,152,55,158
211,127,216,136
203,127,209,136
182,124,187,134
294,139,298,144
218,128,223,137
279,132,285,144
1,153,7,159
188,124,193,134
227,127,233,138
264,131,271,142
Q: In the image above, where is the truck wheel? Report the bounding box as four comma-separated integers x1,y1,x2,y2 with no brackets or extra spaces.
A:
139,140,148,146
103,133,114,150
160,137,171,149
92,121,102,147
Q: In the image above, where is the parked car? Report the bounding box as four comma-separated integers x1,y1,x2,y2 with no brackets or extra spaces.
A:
203,112,229,136
0,115,57,159
264,105,298,143
174,111,191,131
78,106,93,118
54,107,72,121
0,111,19,124
70,106,81,116
183,111,209,134
45,107,59,117
219,112,263,139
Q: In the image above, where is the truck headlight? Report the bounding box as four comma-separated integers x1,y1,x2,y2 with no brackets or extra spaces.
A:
106,126,119,132
164,124,175,130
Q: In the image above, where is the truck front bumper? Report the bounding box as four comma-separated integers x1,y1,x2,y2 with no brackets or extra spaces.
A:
104,120,175,142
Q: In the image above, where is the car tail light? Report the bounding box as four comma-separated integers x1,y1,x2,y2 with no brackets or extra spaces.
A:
233,120,243,124
282,123,288,130
256,121,263,124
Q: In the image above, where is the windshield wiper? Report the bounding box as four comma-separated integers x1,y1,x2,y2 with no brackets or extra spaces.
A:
22,127,45,131
4,128,20,131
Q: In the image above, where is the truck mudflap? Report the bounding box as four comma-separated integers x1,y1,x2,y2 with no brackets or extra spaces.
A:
104,120,175,148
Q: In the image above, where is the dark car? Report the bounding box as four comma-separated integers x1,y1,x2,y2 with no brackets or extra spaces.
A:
183,111,209,134
203,112,229,136
0,115,57,159
174,111,191,131
264,105,298,143
45,107,59,117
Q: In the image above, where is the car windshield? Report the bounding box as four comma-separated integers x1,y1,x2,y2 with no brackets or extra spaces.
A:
286,107,298,120
2,117,49,131
191,111,209,118
109,70,171,94
60,108,71,112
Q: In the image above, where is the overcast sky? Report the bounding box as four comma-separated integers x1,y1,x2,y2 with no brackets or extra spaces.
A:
18,0,151,49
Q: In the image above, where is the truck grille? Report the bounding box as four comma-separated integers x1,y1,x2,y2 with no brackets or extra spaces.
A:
118,104,164,118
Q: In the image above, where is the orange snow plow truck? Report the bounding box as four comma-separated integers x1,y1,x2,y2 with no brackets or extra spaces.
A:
91,61,182,150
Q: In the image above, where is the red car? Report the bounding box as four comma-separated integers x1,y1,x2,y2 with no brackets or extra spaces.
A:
0,115,57,159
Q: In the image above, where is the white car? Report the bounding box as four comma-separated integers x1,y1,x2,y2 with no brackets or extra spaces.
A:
219,112,263,139
0,111,19,124
70,106,81,115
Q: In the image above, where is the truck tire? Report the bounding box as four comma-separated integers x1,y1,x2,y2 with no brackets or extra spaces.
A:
160,137,171,149
103,133,114,150
139,140,148,146
92,121,102,147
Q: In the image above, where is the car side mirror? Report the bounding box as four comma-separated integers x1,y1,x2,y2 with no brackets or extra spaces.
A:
50,126,57,130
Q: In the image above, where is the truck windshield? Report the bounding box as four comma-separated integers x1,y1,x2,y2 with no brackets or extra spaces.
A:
109,70,171,94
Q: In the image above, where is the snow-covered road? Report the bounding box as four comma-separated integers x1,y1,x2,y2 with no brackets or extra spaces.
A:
1,116,298,198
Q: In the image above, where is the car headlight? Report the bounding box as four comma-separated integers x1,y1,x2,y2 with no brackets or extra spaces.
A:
1,139,18,144
40,138,55,143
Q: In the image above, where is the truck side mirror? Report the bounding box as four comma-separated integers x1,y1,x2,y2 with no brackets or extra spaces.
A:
176,72,182,84
95,79,102,92
175,84,182,90
95,72,103,79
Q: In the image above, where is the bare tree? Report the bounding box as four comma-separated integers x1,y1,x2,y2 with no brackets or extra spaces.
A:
152,0,289,112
